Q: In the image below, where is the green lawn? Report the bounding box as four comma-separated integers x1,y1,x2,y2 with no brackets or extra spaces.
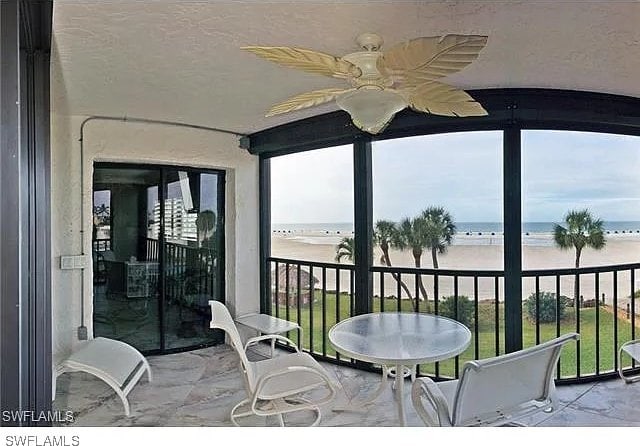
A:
271,292,635,379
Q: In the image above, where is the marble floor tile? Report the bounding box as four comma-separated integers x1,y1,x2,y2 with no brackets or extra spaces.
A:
538,406,640,427
566,378,640,423
55,343,640,427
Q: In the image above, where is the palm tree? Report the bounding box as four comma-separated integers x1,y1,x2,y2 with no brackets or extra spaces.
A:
196,210,218,281
421,207,456,269
374,220,413,299
394,216,430,308
196,210,217,248
334,237,355,263
553,209,606,306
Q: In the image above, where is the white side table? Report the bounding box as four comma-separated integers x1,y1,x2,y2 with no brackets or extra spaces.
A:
235,313,302,357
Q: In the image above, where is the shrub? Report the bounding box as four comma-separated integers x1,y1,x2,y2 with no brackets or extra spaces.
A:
524,291,568,323
439,295,474,328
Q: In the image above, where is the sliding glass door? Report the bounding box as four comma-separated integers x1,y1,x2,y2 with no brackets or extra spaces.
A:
92,163,225,353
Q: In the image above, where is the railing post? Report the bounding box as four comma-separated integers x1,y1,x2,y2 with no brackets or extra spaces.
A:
503,126,523,353
353,138,373,315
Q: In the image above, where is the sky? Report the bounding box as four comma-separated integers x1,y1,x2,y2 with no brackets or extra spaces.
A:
270,130,640,224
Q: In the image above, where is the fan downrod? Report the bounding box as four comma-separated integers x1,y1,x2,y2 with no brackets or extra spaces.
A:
356,33,384,51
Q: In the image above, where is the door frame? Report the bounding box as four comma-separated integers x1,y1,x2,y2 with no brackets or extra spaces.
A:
92,162,226,354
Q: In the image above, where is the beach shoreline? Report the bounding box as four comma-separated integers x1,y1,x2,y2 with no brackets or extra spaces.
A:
271,232,640,303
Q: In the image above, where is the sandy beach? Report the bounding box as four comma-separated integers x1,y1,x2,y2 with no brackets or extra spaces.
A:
271,232,640,303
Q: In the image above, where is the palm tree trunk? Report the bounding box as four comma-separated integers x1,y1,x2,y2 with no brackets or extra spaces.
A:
413,250,429,309
382,248,414,300
574,248,582,308
431,247,439,269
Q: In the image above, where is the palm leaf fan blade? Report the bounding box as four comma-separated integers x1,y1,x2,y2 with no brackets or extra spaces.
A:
381,35,487,86
408,82,487,117
265,88,352,117
241,46,358,79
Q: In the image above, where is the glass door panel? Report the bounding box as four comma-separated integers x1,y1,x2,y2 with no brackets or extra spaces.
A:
92,167,162,352
163,170,224,349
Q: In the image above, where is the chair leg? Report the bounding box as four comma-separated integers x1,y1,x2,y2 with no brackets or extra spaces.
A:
231,397,322,427
278,398,321,427
619,347,640,384
230,399,255,426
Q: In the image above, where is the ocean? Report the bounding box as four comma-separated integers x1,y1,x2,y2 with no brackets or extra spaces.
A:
272,221,640,247
273,221,640,234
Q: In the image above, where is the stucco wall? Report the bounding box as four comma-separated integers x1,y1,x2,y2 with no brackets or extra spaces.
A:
50,114,259,357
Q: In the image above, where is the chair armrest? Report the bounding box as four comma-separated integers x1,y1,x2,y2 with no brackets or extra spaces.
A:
411,377,453,427
251,365,336,411
620,339,640,350
245,334,300,352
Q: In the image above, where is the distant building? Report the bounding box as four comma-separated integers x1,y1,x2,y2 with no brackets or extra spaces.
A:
148,198,198,242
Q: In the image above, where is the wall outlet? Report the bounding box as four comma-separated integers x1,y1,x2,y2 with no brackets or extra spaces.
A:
77,326,88,340
60,255,88,270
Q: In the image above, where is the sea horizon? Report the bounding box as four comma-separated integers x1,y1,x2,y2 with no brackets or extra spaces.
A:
272,221,640,234
272,221,640,247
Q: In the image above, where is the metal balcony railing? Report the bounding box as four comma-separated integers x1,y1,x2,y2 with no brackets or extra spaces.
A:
266,256,640,383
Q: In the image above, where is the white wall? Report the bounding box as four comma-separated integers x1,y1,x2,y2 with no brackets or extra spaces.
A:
50,114,260,357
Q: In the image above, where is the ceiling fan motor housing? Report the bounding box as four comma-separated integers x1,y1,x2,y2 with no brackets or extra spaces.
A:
342,51,392,89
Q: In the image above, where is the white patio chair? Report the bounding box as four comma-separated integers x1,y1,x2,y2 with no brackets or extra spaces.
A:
209,300,336,426
411,332,579,426
618,339,640,383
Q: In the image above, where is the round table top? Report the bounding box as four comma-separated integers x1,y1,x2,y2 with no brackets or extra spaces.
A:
328,312,471,366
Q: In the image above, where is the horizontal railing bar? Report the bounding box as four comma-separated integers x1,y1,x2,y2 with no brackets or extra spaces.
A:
274,340,637,385
522,262,640,276
370,265,503,277
370,262,640,277
268,256,356,270
270,258,640,277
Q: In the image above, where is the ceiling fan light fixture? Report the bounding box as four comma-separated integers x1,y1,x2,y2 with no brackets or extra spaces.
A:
243,32,488,134
336,88,407,134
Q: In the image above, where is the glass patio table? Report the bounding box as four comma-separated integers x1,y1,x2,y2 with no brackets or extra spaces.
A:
329,312,471,426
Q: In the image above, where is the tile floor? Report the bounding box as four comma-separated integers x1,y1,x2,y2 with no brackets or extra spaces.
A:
52,344,640,427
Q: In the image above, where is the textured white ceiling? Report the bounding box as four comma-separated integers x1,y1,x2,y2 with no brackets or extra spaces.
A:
52,1,640,134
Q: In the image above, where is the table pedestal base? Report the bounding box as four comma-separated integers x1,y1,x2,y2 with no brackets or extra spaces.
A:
334,363,413,426
392,363,408,426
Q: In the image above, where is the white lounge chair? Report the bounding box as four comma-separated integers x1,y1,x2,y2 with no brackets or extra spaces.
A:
411,333,579,426
53,337,152,416
619,339,640,383
209,300,336,426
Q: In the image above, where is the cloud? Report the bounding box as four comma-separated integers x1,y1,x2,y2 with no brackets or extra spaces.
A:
271,130,640,224
271,145,354,223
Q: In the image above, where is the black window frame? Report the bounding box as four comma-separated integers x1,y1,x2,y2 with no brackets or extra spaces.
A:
250,88,640,355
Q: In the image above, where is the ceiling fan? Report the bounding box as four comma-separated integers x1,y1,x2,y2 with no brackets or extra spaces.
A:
243,33,488,134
